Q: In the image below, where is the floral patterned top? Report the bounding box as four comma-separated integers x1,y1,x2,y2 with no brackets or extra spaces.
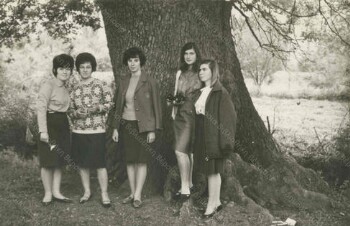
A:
69,78,113,134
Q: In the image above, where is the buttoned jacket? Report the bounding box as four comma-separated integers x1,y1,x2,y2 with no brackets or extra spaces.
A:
193,80,237,159
112,72,162,133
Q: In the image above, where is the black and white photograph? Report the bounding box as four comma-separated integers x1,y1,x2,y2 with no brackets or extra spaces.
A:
0,0,350,225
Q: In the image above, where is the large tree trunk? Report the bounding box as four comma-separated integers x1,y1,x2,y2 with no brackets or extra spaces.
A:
99,0,331,212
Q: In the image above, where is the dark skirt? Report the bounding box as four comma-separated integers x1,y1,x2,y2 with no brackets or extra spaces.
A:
72,133,107,169
193,114,224,175
120,119,152,164
173,103,195,153
37,112,71,168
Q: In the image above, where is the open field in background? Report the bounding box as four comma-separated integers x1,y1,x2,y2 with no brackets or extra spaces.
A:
252,97,349,157
245,71,349,100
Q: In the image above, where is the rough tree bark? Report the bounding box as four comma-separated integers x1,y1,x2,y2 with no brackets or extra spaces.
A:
99,0,331,215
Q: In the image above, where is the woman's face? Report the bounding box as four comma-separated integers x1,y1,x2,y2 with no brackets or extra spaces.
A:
79,62,93,80
56,67,71,82
199,64,212,85
127,57,141,73
184,48,197,65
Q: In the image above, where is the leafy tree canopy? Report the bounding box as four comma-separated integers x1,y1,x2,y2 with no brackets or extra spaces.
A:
1,0,349,56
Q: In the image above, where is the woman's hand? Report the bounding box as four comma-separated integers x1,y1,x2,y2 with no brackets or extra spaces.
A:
86,104,101,114
40,132,49,143
76,108,88,119
112,129,119,142
147,131,155,143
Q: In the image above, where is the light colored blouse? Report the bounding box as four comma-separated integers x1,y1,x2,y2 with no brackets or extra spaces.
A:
37,77,70,133
122,74,140,120
70,78,112,134
194,86,212,115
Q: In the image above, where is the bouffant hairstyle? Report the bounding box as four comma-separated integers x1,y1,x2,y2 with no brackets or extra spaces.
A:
75,52,97,73
52,54,74,77
122,47,146,66
179,42,201,73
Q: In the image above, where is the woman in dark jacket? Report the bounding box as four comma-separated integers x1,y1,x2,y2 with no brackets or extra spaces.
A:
111,47,162,208
193,59,237,218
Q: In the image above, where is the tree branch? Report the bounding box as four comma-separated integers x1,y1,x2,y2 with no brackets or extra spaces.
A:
318,0,350,47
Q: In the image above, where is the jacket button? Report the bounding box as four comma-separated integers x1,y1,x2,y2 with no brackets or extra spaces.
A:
136,109,139,111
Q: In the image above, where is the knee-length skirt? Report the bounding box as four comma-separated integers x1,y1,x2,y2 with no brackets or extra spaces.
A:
120,119,153,164
37,112,71,168
173,106,195,153
72,133,107,169
193,114,224,175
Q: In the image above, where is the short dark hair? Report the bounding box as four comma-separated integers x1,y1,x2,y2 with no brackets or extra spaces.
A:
122,47,146,66
179,42,201,72
75,52,97,73
52,54,74,77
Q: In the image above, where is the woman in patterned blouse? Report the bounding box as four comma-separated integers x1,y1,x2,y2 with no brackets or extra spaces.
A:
70,52,113,208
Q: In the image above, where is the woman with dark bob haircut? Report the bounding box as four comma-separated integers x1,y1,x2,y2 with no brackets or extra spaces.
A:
69,52,113,208
37,53,74,205
112,47,162,208
168,42,202,201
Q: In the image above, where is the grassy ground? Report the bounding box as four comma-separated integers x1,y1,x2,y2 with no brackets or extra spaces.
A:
252,97,348,158
0,149,177,226
1,149,350,226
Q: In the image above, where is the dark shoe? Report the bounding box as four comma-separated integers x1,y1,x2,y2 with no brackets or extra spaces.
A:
133,199,142,208
174,190,181,199
202,210,216,219
175,186,194,199
42,200,52,206
101,200,111,208
216,204,223,212
179,194,190,203
53,196,72,203
190,186,195,193
202,205,221,219
79,194,92,204
122,196,134,204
